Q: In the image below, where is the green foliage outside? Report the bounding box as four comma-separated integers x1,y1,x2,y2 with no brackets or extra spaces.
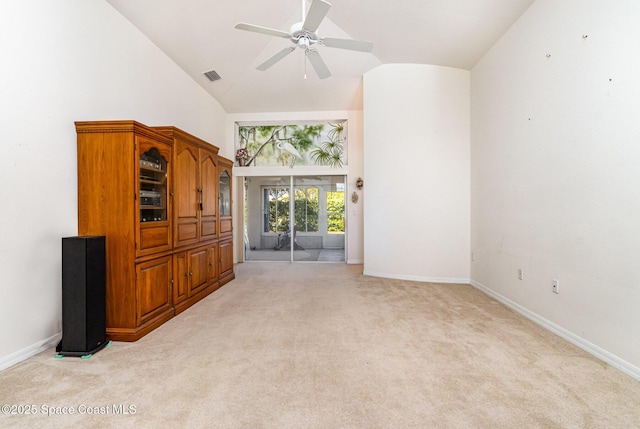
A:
327,192,345,233
267,187,319,233
266,188,344,234
294,188,319,232
266,188,289,233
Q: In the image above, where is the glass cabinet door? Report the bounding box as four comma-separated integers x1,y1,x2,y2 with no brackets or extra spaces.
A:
218,167,233,239
136,139,172,257
139,148,168,223
219,170,230,217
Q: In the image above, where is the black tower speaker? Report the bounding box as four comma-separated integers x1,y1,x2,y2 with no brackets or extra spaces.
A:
56,236,108,358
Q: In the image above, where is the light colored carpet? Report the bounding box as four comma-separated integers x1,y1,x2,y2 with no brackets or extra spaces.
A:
1,263,639,428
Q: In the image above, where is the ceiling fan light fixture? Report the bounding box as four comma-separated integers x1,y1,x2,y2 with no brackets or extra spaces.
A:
298,36,310,50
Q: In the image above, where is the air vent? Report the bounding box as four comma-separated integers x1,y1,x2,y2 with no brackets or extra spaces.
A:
203,70,221,82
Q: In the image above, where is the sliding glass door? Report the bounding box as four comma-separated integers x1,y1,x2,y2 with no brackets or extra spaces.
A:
243,175,345,262
292,176,345,262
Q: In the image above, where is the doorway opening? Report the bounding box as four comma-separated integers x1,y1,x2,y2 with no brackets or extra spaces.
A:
243,175,346,262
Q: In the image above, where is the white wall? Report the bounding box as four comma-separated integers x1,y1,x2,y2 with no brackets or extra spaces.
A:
471,0,640,376
228,110,365,264
363,64,470,283
0,0,227,370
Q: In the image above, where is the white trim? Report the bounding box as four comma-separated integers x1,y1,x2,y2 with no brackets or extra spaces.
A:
347,259,363,265
0,333,61,372
234,165,349,177
471,279,640,382
363,270,470,284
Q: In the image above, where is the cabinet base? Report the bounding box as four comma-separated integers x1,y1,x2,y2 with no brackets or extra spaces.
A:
220,272,235,287
106,277,234,342
106,310,174,342
174,282,219,316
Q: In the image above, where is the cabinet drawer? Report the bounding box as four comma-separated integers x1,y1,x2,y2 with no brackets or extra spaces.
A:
138,222,171,256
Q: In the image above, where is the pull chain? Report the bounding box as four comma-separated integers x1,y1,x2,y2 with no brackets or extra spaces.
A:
302,0,307,79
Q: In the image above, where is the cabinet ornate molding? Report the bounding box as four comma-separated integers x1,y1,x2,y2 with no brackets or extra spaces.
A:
75,120,235,341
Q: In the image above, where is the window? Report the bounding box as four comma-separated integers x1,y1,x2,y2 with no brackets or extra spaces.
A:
294,188,319,232
263,187,289,233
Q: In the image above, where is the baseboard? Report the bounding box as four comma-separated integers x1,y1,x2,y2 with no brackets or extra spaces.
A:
363,270,470,284
471,280,640,381
0,333,61,372
347,259,363,265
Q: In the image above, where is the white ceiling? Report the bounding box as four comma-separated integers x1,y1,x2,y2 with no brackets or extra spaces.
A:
106,0,535,113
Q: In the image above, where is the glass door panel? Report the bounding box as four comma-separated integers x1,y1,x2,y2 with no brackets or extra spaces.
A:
242,175,345,262
219,170,230,217
244,176,291,262
293,176,345,262
139,148,168,223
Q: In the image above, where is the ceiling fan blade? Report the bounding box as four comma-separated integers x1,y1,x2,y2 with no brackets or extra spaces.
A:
305,49,331,79
322,37,373,53
257,47,296,71
302,0,331,33
235,22,290,38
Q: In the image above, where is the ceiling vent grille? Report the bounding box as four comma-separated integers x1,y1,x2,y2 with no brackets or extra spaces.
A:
203,70,221,82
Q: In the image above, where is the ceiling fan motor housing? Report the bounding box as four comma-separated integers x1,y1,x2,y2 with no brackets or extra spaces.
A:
290,22,319,50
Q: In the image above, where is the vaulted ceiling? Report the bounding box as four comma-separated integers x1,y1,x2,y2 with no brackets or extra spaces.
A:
106,0,535,113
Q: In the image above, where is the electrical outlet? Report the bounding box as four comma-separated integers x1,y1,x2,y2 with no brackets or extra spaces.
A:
552,279,559,294
517,268,524,280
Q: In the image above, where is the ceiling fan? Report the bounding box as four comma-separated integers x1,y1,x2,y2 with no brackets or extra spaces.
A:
235,0,373,79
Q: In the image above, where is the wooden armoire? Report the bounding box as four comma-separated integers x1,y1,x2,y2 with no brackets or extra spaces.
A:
75,121,234,341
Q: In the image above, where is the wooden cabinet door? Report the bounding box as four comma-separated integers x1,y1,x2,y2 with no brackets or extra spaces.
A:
219,239,233,280
200,149,218,241
136,256,173,326
173,251,188,305
208,243,219,284
174,140,199,247
188,246,208,296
